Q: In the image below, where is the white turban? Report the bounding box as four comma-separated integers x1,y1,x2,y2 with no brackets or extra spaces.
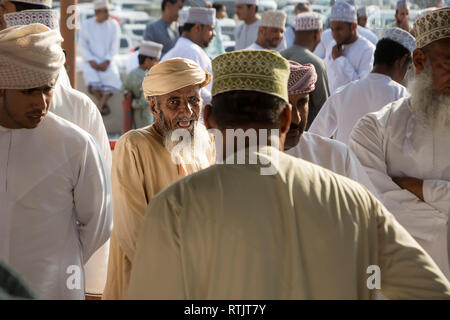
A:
0,24,65,89
142,58,211,99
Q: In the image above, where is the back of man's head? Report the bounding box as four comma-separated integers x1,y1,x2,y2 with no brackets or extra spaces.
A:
374,38,411,67
294,2,311,14
8,0,48,12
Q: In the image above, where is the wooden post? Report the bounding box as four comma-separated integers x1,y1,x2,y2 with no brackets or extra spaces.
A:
60,0,78,89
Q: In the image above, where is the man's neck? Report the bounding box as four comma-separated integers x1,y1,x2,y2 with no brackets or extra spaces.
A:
371,65,395,82
255,39,268,49
182,34,201,47
244,15,258,25
293,39,314,52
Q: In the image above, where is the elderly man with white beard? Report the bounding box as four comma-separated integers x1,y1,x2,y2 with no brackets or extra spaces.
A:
103,58,215,300
349,7,450,280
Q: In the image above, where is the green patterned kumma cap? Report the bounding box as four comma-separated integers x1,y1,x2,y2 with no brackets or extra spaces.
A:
413,7,449,49
211,50,290,103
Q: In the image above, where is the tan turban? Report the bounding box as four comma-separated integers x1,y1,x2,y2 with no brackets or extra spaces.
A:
142,58,211,99
0,24,65,89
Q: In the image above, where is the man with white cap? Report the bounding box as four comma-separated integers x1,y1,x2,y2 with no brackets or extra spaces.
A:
356,6,378,44
310,27,413,144
79,0,122,115
284,2,311,48
143,0,184,56
323,1,375,93
349,7,450,280
234,0,259,50
162,7,216,104
313,0,377,59
284,61,378,197
127,50,450,299
4,4,114,299
0,24,112,299
385,0,412,33
103,58,215,300
281,12,329,129
123,41,162,129
246,10,286,50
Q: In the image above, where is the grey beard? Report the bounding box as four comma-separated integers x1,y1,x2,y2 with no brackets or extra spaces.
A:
408,63,450,133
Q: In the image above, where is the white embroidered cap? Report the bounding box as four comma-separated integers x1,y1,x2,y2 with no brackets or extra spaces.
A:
357,7,368,17
178,9,189,27
295,12,323,31
330,2,357,23
0,24,65,89
236,0,259,5
5,9,59,30
260,11,287,30
139,41,163,59
185,7,216,25
94,0,110,10
383,27,415,52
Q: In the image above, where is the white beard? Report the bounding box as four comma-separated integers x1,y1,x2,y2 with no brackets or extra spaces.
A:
163,120,214,174
408,63,450,133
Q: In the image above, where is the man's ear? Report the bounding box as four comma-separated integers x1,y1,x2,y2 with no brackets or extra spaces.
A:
280,103,292,135
351,22,357,31
203,104,217,130
149,97,159,117
412,48,427,74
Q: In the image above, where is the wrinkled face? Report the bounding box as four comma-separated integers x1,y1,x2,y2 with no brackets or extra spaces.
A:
425,39,450,96
0,79,57,129
95,9,109,22
235,4,251,20
151,84,202,136
285,93,309,150
395,8,409,24
167,0,184,22
199,24,216,48
330,21,354,45
262,27,284,49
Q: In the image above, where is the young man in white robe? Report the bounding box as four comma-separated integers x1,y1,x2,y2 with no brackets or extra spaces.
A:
309,27,413,144
234,0,259,50
349,7,450,280
127,49,450,300
323,1,375,94
0,24,112,299
79,0,122,115
4,3,113,298
162,7,216,105
284,61,378,197
313,0,377,59
246,10,286,51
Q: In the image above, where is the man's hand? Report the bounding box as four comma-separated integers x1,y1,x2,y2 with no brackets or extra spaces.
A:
332,44,344,60
89,61,100,70
98,60,110,72
392,177,424,201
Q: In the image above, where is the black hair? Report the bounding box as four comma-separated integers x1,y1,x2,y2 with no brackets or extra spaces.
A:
182,23,205,33
246,4,258,12
212,3,225,11
211,91,287,128
294,2,311,13
374,38,411,67
162,0,184,12
138,54,156,65
10,1,47,11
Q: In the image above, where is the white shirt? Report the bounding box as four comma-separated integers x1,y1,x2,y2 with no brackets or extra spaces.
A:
234,18,260,50
313,26,377,60
324,36,375,94
285,24,295,48
162,37,212,105
126,50,140,76
246,42,265,50
349,98,450,280
286,132,379,198
309,73,409,144
0,113,113,299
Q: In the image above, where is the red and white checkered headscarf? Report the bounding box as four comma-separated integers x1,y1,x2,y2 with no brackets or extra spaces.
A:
288,61,317,95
